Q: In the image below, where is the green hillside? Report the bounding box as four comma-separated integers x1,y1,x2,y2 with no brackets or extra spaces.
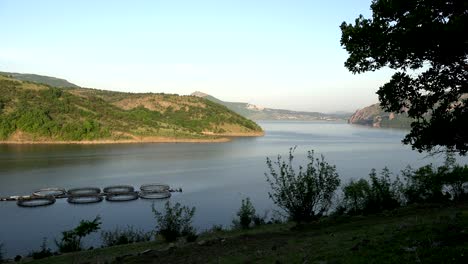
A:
0,71,79,88
0,75,262,142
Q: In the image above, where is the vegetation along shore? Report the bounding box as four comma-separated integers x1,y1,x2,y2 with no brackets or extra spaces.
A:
0,74,263,144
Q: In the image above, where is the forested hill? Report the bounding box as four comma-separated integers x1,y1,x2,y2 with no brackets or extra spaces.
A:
0,71,79,88
348,103,412,129
0,75,262,142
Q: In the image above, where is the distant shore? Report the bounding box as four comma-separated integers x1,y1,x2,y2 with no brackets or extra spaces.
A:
0,132,264,145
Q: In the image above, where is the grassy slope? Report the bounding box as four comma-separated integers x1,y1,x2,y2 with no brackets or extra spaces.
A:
0,75,262,142
26,202,468,264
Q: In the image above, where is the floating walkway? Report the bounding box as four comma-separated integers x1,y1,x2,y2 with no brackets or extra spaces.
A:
0,184,182,207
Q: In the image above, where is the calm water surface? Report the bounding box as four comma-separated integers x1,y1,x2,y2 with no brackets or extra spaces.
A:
0,121,462,256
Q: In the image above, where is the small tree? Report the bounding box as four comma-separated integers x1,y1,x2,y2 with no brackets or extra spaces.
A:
343,179,371,214
265,148,341,223
366,168,402,212
233,198,256,229
56,216,101,253
152,201,196,242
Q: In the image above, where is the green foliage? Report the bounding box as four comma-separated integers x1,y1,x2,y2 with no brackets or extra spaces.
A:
341,0,468,154
403,152,468,203
445,164,468,200
339,153,468,216
401,165,447,204
366,168,403,212
342,178,371,214
0,77,262,141
29,238,53,260
340,168,402,215
233,198,256,229
152,201,196,242
265,147,341,223
101,226,153,247
55,216,101,253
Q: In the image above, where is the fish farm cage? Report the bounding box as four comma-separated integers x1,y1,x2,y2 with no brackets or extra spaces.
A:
0,184,179,207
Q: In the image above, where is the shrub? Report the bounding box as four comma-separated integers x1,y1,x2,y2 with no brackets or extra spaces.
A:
152,201,196,242
402,152,468,203
440,152,468,200
340,168,403,215
29,238,53,260
445,165,468,200
56,216,101,253
101,226,153,247
402,164,447,204
0,243,4,263
233,198,256,229
253,211,269,226
342,178,371,214
265,147,341,223
365,168,402,212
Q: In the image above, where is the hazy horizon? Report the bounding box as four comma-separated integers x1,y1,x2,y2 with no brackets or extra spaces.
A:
0,0,389,112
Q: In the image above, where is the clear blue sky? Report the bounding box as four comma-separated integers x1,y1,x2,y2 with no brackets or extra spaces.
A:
0,0,393,112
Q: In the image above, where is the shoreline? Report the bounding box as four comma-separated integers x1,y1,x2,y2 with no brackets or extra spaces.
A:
0,132,264,145
202,131,265,137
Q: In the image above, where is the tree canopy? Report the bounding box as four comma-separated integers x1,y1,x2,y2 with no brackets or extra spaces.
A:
340,0,468,154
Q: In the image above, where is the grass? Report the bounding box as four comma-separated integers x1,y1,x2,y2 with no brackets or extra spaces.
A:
23,202,468,264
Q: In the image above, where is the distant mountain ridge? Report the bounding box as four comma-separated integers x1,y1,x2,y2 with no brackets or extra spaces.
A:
0,71,79,88
191,91,350,121
348,103,412,129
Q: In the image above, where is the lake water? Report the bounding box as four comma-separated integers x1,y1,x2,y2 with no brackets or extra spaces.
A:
0,121,462,257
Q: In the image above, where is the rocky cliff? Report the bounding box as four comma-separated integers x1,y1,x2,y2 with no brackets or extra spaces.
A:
348,103,412,129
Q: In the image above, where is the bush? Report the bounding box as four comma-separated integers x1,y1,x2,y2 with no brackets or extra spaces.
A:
265,147,341,223
342,178,371,214
445,165,468,200
233,198,256,229
56,216,101,253
101,226,153,247
366,168,402,212
29,238,53,260
403,152,468,203
0,243,4,263
253,211,269,226
402,164,447,204
340,168,403,215
152,201,196,242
